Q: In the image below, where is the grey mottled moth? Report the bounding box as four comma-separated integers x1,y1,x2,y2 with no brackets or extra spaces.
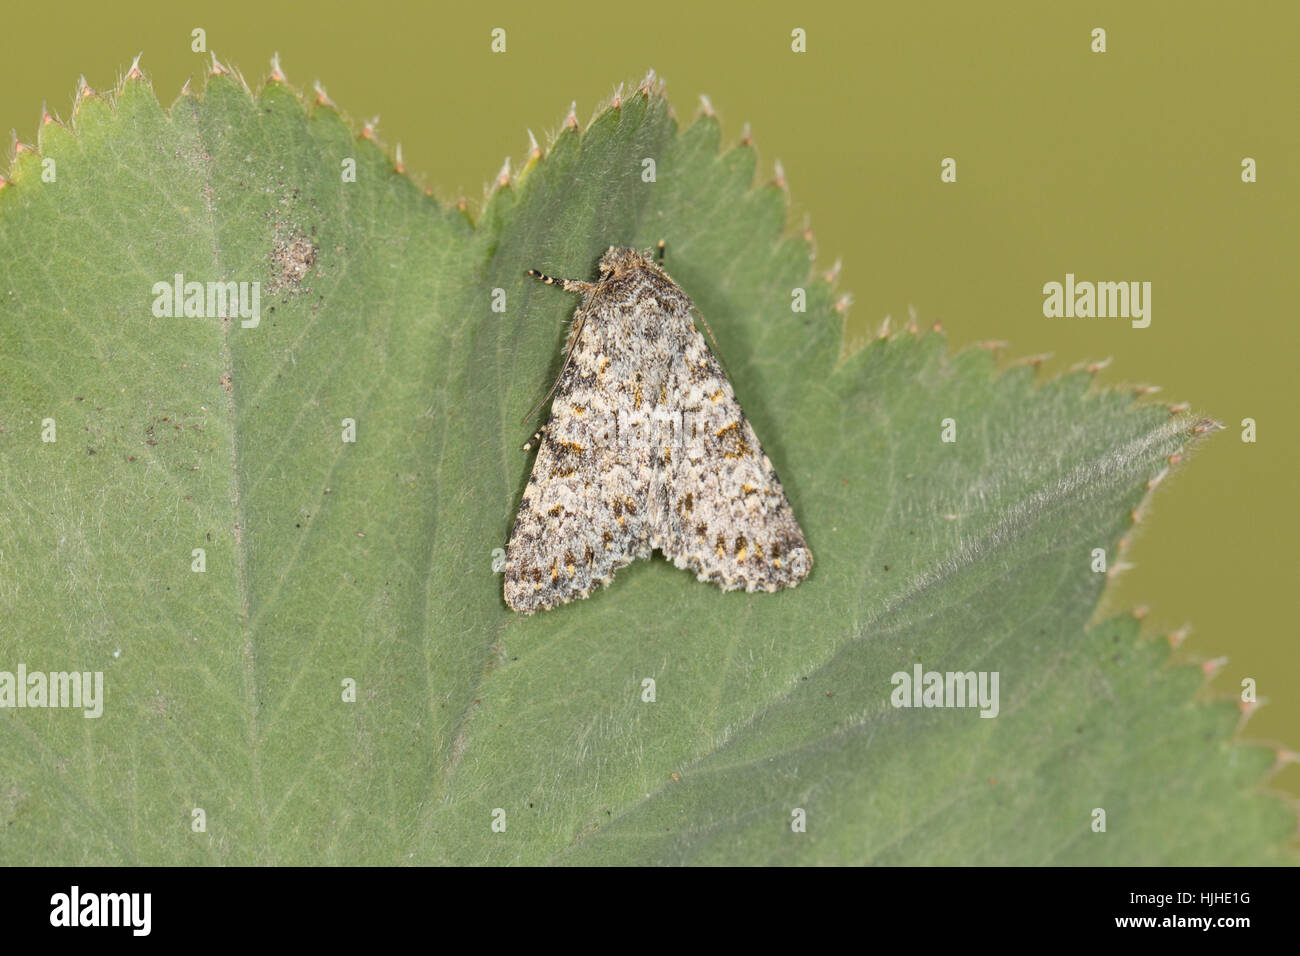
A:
504,245,812,613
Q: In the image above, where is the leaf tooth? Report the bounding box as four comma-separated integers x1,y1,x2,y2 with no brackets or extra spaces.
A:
1009,351,1053,370
824,258,842,285
564,101,578,130
1201,655,1229,677
636,68,658,97
1165,400,1191,415
456,196,474,227
515,130,542,184
771,158,788,195
361,115,380,141
495,156,511,189
269,52,286,84
876,313,891,339
611,81,624,109
209,51,229,77
798,212,816,248
125,52,145,82
1106,560,1136,579
72,75,97,115
7,132,37,178
739,121,753,147
393,143,405,175
1167,625,1191,648
698,93,715,118
33,98,68,163
179,77,193,98
312,80,336,110
1131,604,1150,621
901,308,918,336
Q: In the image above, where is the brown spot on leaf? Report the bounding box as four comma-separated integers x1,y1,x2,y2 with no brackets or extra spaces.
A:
269,228,318,294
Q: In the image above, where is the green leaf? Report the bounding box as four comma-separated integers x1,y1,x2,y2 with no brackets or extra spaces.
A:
0,67,1291,865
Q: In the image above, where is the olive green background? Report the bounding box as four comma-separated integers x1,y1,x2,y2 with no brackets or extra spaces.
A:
3,0,1296,805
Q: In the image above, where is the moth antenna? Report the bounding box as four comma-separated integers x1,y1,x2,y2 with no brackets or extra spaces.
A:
694,309,723,358
526,268,596,295
525,268,561,286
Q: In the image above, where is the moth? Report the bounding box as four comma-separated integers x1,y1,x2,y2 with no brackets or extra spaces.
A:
504,244,812,613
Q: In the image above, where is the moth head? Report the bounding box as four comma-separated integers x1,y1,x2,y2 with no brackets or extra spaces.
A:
598,245,657,281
